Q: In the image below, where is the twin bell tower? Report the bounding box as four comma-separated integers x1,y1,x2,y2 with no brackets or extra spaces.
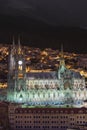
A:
7,36,26,103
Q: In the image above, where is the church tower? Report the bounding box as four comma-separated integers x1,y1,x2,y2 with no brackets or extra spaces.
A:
14,36,26,92
7,36,26,103
8,36,16,90
58,44,66,80
59,44,65,67
58,44,73,91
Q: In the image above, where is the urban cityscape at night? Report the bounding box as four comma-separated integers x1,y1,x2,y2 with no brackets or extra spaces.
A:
0,41,86,130
0,0,87,130
0,43,87,89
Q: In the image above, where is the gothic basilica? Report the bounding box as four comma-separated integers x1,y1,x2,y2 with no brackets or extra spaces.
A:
7,39,86,107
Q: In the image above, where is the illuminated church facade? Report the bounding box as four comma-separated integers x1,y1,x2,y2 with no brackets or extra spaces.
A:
7,40,86,107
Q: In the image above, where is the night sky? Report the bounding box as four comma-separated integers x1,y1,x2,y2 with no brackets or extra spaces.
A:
0,0,87,53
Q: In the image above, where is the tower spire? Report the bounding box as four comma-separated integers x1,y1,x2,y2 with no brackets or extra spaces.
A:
18,35,21,48
18,35,22,54
10,35,16,55
59,44,65,67
60,44,64,59
12,35,15,47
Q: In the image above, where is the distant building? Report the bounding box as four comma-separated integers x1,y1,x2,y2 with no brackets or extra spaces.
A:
78,56,87,69
0,102,9,130
8,103,87,130
7,39,86,107
0,38,86,130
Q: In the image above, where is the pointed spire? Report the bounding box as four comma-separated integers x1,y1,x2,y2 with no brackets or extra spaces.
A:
59,44,65,67
11,35,16,55
18,35,22,54
60,44,64,59
12,35,15,47
18,35,21,48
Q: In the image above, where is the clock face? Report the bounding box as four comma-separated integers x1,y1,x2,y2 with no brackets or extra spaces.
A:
18,60,22,65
